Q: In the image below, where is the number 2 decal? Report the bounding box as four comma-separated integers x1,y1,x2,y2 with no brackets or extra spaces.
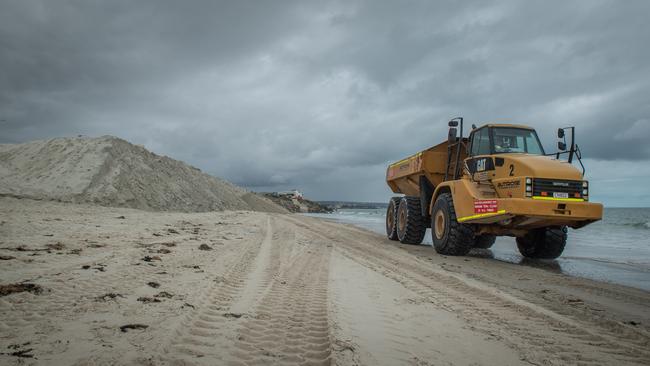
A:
509,164,515,176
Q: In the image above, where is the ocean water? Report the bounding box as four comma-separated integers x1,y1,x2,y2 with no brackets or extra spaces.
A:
305,208,650,291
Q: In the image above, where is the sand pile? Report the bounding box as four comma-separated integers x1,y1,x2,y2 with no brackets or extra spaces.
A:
0,136,284,212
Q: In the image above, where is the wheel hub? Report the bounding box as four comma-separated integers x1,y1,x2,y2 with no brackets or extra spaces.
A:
434,209,445,240
398,206,406,233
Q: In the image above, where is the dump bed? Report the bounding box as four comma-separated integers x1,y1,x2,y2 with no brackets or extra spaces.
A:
386,139,468,196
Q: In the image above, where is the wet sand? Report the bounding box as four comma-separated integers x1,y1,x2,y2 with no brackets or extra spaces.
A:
1,197,649,365
305,210,650,291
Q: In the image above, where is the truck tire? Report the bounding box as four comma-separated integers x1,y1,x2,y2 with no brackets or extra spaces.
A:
474,235,496,249
516,226,567,259
386,197,401,240
396,196,426,244
431,193,474,255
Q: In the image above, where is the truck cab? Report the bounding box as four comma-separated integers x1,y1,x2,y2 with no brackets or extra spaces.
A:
463,123,591,209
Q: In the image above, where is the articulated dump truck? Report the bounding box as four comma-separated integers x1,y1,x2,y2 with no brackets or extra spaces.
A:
385,118,603,259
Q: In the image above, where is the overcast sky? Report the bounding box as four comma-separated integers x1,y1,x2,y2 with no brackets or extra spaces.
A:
1,1,649,206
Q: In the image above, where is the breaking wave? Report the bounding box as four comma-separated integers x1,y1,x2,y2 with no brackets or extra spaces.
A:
619,222,650,230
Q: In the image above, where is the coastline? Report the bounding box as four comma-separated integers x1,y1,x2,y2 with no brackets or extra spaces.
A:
305,209,650,291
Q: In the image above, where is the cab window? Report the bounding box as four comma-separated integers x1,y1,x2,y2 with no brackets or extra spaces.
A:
470,128,491,156
492,127,544,155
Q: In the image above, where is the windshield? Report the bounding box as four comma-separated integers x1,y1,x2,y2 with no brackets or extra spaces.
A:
492,127,544,155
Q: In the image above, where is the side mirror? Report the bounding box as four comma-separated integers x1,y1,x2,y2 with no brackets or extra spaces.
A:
558,141,566,151
448,121,459,127
448,127,458,143
558,128,565,138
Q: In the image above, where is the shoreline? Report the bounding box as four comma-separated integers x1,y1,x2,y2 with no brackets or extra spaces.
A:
304,210,650,291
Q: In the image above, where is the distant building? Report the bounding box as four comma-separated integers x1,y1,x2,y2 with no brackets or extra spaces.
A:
277,189,303,200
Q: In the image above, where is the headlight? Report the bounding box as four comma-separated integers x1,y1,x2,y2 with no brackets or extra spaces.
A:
583,189,588,195
582,181,588,188
525,177,533,197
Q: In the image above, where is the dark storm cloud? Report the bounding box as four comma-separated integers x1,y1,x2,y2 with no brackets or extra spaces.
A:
0,0,306,134
1,0,649,204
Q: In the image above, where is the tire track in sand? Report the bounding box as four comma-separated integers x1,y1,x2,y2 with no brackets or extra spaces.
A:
282,215,650,366
314,217,650,350
41,215,266,366
164,215,333,366
163,216,274,364
226,215,332,366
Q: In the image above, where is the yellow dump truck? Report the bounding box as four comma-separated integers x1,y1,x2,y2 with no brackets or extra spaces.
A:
385,118,603,258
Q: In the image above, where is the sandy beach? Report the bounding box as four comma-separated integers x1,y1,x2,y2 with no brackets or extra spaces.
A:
1,196,648,366
4,1,650,365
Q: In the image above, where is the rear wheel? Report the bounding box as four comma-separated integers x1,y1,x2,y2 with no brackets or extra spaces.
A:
516,227,567,259
474,235,496,249
396,196,426,244
385,197,401,240
431,193,474,255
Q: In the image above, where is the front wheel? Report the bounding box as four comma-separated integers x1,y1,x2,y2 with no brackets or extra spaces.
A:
431,193,474,255
516,227,567,259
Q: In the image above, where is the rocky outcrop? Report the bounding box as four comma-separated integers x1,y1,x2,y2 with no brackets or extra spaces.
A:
261,193,333,214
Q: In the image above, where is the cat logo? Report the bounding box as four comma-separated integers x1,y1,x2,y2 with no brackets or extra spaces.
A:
476,158,487,172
